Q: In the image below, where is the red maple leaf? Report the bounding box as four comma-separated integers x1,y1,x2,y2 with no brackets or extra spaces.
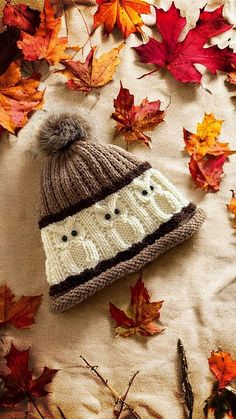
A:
0,285,42,330
189,154,227,192
110,275,164,337
134,4,236,83
0,343,58,408
3,2,40,34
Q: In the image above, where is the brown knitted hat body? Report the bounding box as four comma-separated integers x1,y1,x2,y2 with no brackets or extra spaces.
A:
38,113,205,313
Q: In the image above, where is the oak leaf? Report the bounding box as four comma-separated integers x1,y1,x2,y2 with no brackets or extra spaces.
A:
0,285,42,330
17,0,69,65
0,61,44,134
109,275,164,337
184,114,236,191
134,4,236,84
111,82,164,146
227,190,236,229
92,0,150,38
59,44,124,92
3,3,40,34
0,343,58,407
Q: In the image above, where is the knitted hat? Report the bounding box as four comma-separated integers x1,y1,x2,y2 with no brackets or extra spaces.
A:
38,113,205,313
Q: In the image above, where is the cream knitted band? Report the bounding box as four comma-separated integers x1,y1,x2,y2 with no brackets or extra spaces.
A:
50,207,205,314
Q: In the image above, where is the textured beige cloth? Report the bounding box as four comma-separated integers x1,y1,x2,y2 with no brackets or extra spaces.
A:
0,0,236,418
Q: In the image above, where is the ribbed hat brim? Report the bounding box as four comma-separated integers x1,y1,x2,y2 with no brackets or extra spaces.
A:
49,206,206,314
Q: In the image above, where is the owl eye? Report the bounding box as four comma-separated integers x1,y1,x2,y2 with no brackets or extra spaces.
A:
142,190,148,196
62,235,68,242
71,230,78,236
105,213,111,220
114,208,120,215
150,185,154,191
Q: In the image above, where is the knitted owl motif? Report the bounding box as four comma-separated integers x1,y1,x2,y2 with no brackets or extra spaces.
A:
149,168,189,209
122,170,182,233
92,194,145,252
42,216,99,281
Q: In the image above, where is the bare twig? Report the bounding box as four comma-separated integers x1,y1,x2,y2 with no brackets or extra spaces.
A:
115,370,140,419
80,356,141,418
178,339,194,419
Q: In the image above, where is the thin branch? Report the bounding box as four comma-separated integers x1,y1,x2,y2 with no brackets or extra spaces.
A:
116,370,140,419
80,356,141,419
178,339,194,419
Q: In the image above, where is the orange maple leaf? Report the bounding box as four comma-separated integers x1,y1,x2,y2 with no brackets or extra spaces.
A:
183,113,236,192
227,190,236,228
112,82,165,147
59,44,124,92
92,0,150,38
0,285,42,329
17,0,68,65
208,350,236,389
0,61,44,134
109,275,164,337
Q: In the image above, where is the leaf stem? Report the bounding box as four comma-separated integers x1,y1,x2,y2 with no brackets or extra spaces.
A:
71,0,92,49
57,406,67,418
27,394,45,419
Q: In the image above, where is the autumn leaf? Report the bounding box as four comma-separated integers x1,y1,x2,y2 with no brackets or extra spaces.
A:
188,154,227,192
109,275,164,337
3,2,40,34
92,0,150,38
227,64,236,85
59,44,124,92
17,0,69,65
183,114,236,191
209,350,236,390
111,82,164,146
0,285,42,330
0,343,58,408
0,61,44,134
227,190,236,229
134,4,236,84
204,350,236,418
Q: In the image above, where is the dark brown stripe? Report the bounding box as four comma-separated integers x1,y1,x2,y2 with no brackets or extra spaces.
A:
50,202,196,298
39,161,151,229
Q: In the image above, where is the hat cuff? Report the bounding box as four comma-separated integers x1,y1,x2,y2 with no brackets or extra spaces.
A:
49,205,206,314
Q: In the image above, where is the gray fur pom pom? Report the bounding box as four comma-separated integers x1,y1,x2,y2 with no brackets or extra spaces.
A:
37,113,92,154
